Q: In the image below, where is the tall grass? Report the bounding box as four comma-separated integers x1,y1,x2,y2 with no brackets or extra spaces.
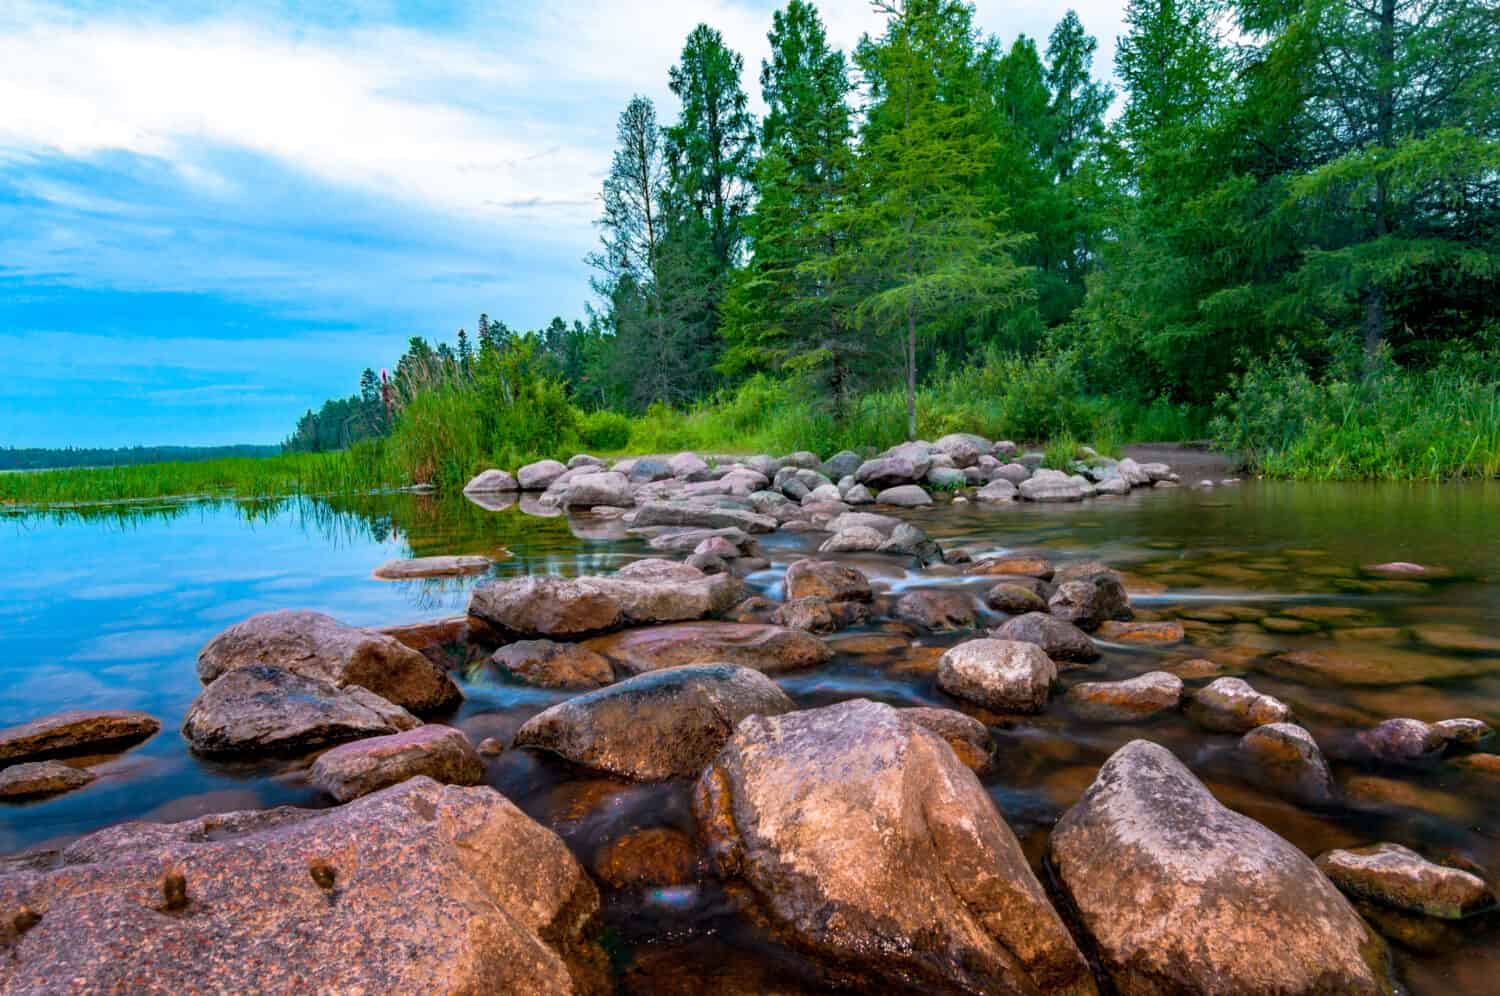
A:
1212,350,1500,480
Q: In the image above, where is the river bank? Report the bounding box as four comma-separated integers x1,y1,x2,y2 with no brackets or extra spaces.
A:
3,436,1499,992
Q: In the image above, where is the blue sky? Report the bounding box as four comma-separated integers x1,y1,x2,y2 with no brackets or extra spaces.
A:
1,0,1124,447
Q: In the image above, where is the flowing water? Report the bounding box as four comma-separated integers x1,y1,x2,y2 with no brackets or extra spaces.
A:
3,478,1499,992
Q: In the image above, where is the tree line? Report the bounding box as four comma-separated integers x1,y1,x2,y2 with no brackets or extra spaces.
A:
289,0,1498,454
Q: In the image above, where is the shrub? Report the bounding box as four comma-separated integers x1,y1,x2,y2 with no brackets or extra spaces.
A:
579,410,632,451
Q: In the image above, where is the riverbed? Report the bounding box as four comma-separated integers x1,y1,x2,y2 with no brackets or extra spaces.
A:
2,476,1499,992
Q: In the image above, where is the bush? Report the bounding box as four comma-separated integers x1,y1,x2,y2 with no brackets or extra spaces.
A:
579,410,632,451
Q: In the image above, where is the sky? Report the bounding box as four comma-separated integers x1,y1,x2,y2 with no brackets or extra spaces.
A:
0,0,1127,447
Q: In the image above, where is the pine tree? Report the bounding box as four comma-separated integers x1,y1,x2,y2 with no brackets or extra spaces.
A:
455,328,473,375
850,0,1033,438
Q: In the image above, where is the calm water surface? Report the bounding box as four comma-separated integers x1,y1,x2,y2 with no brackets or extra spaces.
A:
2,482,1499,992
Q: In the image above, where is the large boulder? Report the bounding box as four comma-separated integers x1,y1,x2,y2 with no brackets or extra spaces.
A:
1315,843,1496,919
878,521,944,565
824,511,902,536
937,639,1056,712
1019,470,1093,502
490,639,614,688
463,468,520,493
631,500,777,533
1048,740,1393,995
932,433,988,468
783,559,872,603
854,454,930,490
818,526,885,553
901,707,995,773
182,665,420,756
823,450,862,481
197,610,461,713
0,709,160,764
310,724,484,802
976,479,1018,502
559,471,634,509
0,778,608,994
517,459,568,490
875,484,933,507
669,451,712,480
515,664,794,780
1047,564,1131,630
992,612,1099,663
467,561,744,638
695,700,1095,994
581,621,832,676
626,458,673,484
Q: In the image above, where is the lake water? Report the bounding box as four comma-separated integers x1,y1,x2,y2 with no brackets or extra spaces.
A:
3,480,1499,992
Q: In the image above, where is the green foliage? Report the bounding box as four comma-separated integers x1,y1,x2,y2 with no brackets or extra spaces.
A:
579,410,632,451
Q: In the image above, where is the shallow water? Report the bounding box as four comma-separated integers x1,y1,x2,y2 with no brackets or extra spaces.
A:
3,481,1500,992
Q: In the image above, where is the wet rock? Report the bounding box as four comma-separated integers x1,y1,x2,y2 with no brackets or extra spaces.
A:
975,479,1017,502
1434,717,1493,748
984,582,1050,614
372,555,491,580
694,699,1095,994
517,459,568,490
874,484,932,507
1048,740,1393,995
1094,476,1130,496
770,597,870,634
824,511,901,535
632,500,777,533
900,707,995,772
1239,722,1337,805
310,724,484,802
1410,624,1500,654
467,562,744,638
992,612,1100,663
1095,620,1184,643
560,471,634,509
582,621,832,676
894,589,977,631
1354,718,1446,765
1270,644,1495,686
183,666,420,756
877,522,944,565
515,664,794,780
1049,564,1131,630
490,639,614,688
969,556,1054,580
855,453,930,490
1166,657,1229,680
1066,672,1182,722
1317,843,1496,919
0,760,95,800
477,736,504,757
1187,677,1292,733
783,559,872,603
462,468,519,493
0,709,160,765
1019,470,1092,502
937,639,1056,713
818,527,882,552
198,609,461,713
0,778,607,994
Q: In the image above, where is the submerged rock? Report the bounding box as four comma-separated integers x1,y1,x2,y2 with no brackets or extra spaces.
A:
310,724,484,802
937,638,1056,712
970,556,1054,579
1066,671,1182,722
1187,677,1291,733
1095,620,1184,643
0,709,160,765
198,610,461,713
0,760,95,799
694,699,1095,994
515,664,794,780
1354,718,1447,766
1316,843,1496,919
0,778,608,994
490,639,614,689
183,665,420,756
1270,645,1495,686
632,500,777,533
1048,740,1393,995
581,622,832,676
992,612,1100,663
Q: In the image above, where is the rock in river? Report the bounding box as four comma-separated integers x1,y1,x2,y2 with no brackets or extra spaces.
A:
0,760,95,800
937,639,1056,713
694,699,1095,994
991,611,1100,663
514,664,794,780
1066,671,1182,722
581,621,832,676
874,484,932,507
310,724,484,802
1316,843,1496,919
901,706,995,772
1354,718,1447,766
782,558,872,603
1238,722,1338,806
490,639,615,689
372,555,491,580
894,589,977,631
198,609,461,713
1048,740,1394,995
517,458,568,490
183,665,420,756
631,500,777,533
467,560,744,638
1187,676,1291,733
0,709,160,764
0,778,608,994
463,468,520,493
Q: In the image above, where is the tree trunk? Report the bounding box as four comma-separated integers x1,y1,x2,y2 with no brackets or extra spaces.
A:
905,299,917,441
1365,0,1397,368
